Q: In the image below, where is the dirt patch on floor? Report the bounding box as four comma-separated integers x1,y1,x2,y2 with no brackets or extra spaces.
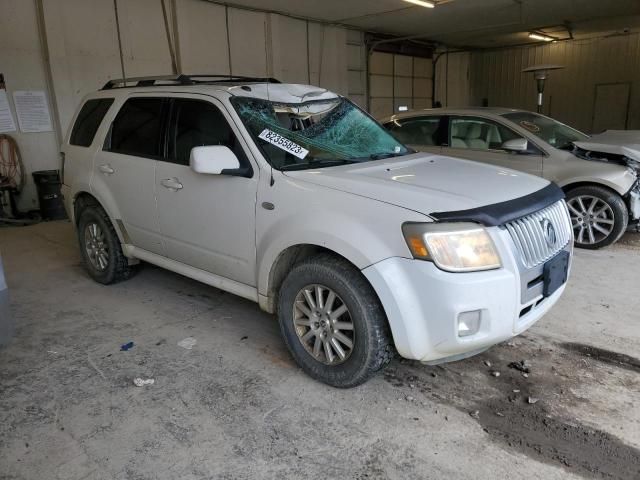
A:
476,397,640,479
560,342,640,374
384,335,640,480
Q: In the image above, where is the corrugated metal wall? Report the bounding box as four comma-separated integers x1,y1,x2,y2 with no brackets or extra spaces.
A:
469,33,640,133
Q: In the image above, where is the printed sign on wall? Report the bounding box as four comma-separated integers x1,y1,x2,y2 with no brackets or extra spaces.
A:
13,90,53,133
0,90,17,133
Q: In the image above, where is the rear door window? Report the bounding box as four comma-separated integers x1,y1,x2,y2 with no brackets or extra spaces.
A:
70,98,114,147
385,116,444,146
167,98,249,168
106,98,166,158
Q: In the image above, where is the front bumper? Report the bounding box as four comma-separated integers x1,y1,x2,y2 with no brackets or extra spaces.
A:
362,228,570,362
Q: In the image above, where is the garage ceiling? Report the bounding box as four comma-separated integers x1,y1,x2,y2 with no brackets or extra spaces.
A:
207,0,640,48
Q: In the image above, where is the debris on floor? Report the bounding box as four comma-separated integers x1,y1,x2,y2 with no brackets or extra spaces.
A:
177,337,197,350
120,341,134,351
508,360,531,373
133,378,155,387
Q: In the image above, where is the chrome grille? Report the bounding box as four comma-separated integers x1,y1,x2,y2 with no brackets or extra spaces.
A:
505,200,572,268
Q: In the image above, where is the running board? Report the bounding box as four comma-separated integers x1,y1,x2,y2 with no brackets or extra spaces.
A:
124,245,258,303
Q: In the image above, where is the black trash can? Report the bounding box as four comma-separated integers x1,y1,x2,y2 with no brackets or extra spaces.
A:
32,170,67,221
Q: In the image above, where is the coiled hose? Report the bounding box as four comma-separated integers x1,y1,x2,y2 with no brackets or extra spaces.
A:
0,134,39,225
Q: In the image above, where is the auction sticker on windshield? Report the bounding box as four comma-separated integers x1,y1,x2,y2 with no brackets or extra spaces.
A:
258,129,309,159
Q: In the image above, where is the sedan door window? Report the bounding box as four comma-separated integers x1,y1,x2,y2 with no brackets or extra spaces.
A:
385,116,444,146
449,116,525,151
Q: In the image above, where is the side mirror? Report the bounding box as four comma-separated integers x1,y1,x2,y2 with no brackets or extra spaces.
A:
190,146,241,175
502,138,529,153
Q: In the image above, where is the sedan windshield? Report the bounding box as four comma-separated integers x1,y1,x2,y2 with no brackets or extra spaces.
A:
231,97,409,170
502,112,590,150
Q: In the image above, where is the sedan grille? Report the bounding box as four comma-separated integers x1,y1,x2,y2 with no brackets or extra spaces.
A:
505,200,572,268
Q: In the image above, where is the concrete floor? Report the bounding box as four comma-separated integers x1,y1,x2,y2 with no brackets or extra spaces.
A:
1,221,639,479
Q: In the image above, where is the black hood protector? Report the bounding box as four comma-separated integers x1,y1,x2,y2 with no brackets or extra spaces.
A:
430,182,565,227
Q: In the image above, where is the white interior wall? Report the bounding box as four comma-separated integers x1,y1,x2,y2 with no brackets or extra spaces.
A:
117,0,175,78
1,0,354,210
174,0,230,74
346,30,367,109
308,23,349,95
0,0,59,211
270,15,309,84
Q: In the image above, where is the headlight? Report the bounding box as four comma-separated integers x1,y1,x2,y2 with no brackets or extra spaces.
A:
402,223,502,272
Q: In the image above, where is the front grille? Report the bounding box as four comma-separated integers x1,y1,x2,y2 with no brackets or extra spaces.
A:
505,200,572,268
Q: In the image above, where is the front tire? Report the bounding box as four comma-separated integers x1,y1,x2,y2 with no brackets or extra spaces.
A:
277,254,393,388
77,205,135,284
566,185,628,249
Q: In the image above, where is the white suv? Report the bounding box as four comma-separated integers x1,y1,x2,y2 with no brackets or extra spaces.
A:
62,75,573,387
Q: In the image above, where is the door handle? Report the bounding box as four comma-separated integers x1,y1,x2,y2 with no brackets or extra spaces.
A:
161,178,183,191
99,164,115,175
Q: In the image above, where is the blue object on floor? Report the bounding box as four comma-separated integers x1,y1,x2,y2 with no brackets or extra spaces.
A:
120,341,134,351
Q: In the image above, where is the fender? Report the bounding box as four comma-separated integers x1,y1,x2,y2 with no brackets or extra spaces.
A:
557,175,636,197
256,194,428,297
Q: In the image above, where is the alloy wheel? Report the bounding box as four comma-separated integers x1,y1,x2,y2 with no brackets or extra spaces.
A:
84,222,109,271
292,284,355,365
567,195,615,245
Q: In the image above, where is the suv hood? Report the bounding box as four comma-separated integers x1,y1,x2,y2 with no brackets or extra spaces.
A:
283,153,550,217
573,130,640,169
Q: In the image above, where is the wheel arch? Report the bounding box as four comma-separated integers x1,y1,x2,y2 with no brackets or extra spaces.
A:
561,181,624,197
261,244,363,314
73,191,127,245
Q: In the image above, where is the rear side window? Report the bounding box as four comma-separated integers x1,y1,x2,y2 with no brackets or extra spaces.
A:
168,99,249,167
107,98,165,158
70,98,114,147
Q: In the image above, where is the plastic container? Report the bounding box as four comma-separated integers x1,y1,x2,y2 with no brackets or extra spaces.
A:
32,170,67,221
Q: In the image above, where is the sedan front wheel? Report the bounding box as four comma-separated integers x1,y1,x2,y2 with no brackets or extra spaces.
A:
566,185,628,249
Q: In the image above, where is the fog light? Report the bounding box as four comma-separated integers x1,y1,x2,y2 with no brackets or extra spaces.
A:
458,310,481,337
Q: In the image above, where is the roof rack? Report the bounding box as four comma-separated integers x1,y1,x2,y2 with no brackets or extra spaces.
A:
101,74,281,90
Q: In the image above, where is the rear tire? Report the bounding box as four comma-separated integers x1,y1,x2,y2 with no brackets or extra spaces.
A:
277,254,393,388
566,185,628,249
77,205,135,284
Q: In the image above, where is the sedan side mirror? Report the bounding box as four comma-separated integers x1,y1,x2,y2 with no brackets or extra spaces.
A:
502,138,529,153
190,146,241,175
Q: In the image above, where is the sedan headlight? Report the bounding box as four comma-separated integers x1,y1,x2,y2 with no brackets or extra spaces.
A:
402,223,502,272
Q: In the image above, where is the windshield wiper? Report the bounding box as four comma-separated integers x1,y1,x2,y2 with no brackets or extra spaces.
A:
351,149,415,162
280,158,356,171
369,152,398,160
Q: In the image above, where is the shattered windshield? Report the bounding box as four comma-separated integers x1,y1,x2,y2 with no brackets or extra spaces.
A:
502,112,590,150
231,97,409,170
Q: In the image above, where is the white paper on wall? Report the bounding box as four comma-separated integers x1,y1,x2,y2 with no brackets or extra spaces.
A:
0,90,17,133
13,90,53,133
